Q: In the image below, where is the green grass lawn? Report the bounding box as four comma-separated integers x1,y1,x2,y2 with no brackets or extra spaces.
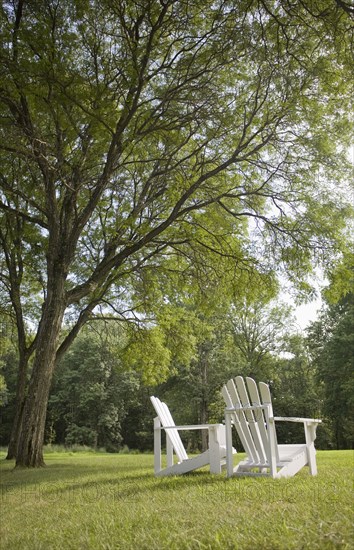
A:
1,449,353,549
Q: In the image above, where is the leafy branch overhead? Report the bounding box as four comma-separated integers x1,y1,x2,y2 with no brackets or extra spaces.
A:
1,2,352,299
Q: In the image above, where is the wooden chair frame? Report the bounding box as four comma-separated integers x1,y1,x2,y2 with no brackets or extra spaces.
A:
151,396,233,476
222,376,321,478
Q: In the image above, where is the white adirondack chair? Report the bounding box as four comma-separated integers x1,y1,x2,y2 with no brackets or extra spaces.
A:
150,396,233,476
222,376,321,478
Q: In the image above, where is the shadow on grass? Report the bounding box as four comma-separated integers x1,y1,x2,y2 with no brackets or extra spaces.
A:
1,451,352,506
0,453,233,504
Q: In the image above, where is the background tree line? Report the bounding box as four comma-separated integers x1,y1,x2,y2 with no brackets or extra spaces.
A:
1,286,352,452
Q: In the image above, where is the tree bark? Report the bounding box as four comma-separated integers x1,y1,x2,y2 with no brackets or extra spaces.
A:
6,352,29,460
15,279,66,467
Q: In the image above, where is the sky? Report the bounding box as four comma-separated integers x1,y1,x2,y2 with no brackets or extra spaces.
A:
282,271,326,332
294,299,322,331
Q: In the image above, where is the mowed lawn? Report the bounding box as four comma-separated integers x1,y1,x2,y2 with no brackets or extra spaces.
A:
0,450,353,549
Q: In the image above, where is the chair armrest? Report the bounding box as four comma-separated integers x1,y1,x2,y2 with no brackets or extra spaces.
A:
274,417,322,424
225,404,269,413
163,424,224,431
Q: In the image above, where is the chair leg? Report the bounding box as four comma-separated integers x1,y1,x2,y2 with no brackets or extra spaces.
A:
225,412,234,477
267,419,278,478
167,435,174,468
305,423,318,476
307,445,317,476
153,417,162,474
208,426,222,474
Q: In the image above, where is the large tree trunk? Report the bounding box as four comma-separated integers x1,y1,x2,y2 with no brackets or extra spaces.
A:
15,280,66,467
6,353,29,460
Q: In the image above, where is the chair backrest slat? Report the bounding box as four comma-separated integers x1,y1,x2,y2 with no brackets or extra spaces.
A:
259,381,279,462
258,382,273,413
245,377,270,463
235,376,267,464
223,378,259,463
222,384,251,458
150,396,188,462
222,376,281,467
